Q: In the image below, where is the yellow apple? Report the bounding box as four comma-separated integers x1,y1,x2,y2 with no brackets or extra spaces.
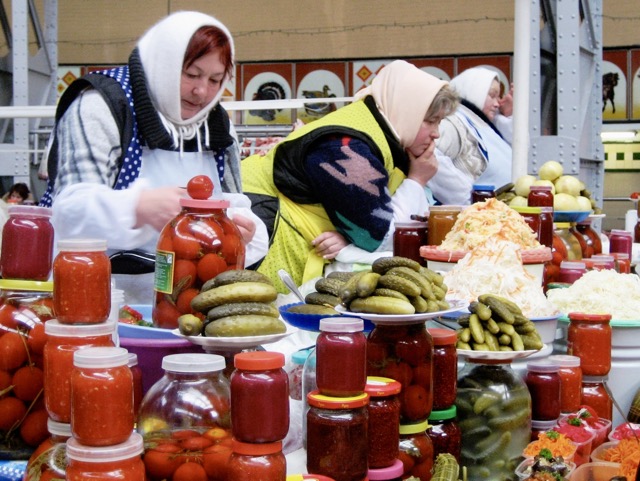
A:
538,160,564,182
554,175,582,197
554,193,580,211
514,175,537,197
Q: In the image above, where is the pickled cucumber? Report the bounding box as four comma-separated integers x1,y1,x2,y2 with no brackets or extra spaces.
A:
286,304,339,315
191,281,278,312
201,269,273,291
348,296,415,315
204,315,286,337
206,302,279,321
372,256,421,274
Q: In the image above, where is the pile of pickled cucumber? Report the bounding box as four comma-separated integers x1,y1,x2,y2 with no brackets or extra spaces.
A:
456,294,544,351
178,270,286,337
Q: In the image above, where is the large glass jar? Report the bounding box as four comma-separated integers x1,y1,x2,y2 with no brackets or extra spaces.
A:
306,391,369,481
0,205,54,281
569,224,590,259
367,322,433,423
365,376,401,469
227,439,287,481
548,354,582,413
554,223,583,261
580,376,613,421
398,419,433,481
153,192,245,329
393,221,428,264
0,278,54,335
427,206,463,247
525,359,561,421
427,405,462,462
456,359,531,481
24,418,71,481
575,219,602,257
567,313,612,376
428,328,458,410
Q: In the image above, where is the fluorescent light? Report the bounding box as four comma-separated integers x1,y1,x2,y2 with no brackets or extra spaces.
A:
601,131,637,141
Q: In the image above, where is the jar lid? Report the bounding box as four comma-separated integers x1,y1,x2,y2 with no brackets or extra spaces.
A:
179,197,230,209
66,432,144,462
231,438,282,455
428,405,457,421
530,185,553,191
610,229,633,237
44,319,116,337
162,353,226,373
583,375,608,382
319,318,364,333
47,418,72,437
555,222,571,228
427,328,458,345
234,351,285,370
568,312,612,323
526,359,559,373
127,352,138,367
74,346,129,368
560,261,586,270
0,279,53,292
547,354,581,368
511,206,543,214
611,252,630,260
307,390,369,409
57,238,107,252
399,419,430,435
292,348,312,366
7,205,52,218
365,376,402,397
395,221,428,229
472,184,495,190
367,459,404,480
428,205,464,213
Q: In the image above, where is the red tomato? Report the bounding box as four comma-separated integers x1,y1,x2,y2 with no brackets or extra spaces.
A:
187,175,214,200
197,253,227,283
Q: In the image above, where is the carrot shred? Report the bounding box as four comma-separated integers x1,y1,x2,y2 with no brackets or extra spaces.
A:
601,438,640,479
523,431,577,459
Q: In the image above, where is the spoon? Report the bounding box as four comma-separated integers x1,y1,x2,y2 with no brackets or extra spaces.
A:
278,269,305,303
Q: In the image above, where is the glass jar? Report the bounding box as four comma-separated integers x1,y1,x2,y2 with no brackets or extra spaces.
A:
583,255,615,271
365,376,401,469
558,261,587,284
530,418,558,442
538,207,555,248
393,221,428,264
302,348,317,448
231,351,289,443
367,323,433,423
456,360,531,481
66,432,145,481
427,206,463,247
525,359,561,421
428,328,458,410
511,206,542,240
43,320,116,423
153,192,245,329
427,405,462,462
581,376,613,421
608,229,633,258
548,354,582,413
306,391,369,481
127,353,143,417
0,278,54,332
289,348,312,401
544,231,569,288
471,184,495,203
611,252,631,274
555,223,583,260
0,205,54,281
227,439,287,481
368,459,404,481
317,318,366,397
528,185,554,208
25,418,71,481
71,346,134,446
567,313,612,376
569,224,590,259
398,419,433,481
575,219,602,257
53,238,111,324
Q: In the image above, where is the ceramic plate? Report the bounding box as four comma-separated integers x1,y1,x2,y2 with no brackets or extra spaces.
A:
456,345,547,361
172,324,298,350
334,299,467,325
553,211,591,223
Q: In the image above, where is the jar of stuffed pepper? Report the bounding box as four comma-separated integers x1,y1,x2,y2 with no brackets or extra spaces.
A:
427,405,462,462
398,419,433,481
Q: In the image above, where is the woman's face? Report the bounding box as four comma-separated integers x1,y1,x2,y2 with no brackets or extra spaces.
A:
180,51,226,120
483,79,501,121
407,115,442,157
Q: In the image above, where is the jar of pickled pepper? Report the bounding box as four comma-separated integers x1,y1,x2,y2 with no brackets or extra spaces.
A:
153,180,245,329
567,313,612,376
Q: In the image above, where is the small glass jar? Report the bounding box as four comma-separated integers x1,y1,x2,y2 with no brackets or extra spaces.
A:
289,348,312,401
227,439,287,481
316,318,366,397
528,185,554,208
53,238,111,324
538,207,555,248
427,205,463,246
427,405,462,462
525,359,561,421
583,255,615,271
66,432,145,481
581,376,613,421
398,420,434,481
231,351,289,443
71,346,134,446
393,221,428,264
548,355,582,413
471,184,495,203
127,353,143,417
25,418,71,481
368,459,404,481
43,320,116,423
611,252,631,274
530,418,558,442
608,229,633,258
306,391,369,481
0,205,54,281
365,376,401,469
558,261,587,284
567,312,612,376
511,206,542,239
575,219,602,257
428,328,458,410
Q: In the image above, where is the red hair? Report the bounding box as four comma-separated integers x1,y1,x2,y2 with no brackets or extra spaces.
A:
183,26,233,79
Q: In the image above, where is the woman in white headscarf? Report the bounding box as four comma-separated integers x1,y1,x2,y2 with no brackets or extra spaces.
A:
242,60,458,292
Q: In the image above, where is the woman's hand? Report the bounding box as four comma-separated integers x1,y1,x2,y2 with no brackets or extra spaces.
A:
135,187,185,231
312,231,348,259
407,142,438,187
499,83,514,117
230,213,257,244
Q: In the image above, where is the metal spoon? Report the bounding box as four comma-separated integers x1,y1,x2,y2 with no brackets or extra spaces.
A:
278,269,305,303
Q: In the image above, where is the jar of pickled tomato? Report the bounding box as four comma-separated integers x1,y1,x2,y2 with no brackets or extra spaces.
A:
393,221,428,264
368,459,404,481
365,376,401,469
53,238,111,324
127,353,143,417
427,206,463,247
548,354,582,413
0,205,54,281
316,318,366,397
567,313,612,376
306,391,369,481
43,320,116,423
428,328,458,410
471,184,495,203
66,432,145,481
398,419,434,481
427,405,462,462
525,359,561,421
153,189,245,329
25,418,71,481
0,279,55,327
569,224,591,258
581,376,613,421
71,346,134,446
574,219,602,257
227,439,287,481
231,351,289,443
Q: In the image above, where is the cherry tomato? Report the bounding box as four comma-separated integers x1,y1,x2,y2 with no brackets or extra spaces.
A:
187,175,214,200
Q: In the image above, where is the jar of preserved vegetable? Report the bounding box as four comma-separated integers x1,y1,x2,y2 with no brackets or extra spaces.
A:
548,354,582,413
428,328,458,410
456,359,531,481
525,359,561,421
554,223,583,261
367,322,433,423
427,405,462,462
569,224,590,259
471,184,495,203
583,255,615,271
231,351,289,443
227,439,287,481
317,318,366,397
511,206,542,240
528,185,554,208
0,205,54,281
538,207,555,248
558,261,587,284
611,252,631,274
53,238,111,324
44,320,116,423
289,348,311,401
306,391,369,481
127,353,143,417
398,419,433,481
427,206,463,247
302,347,317,448
0,279,54,325
153,184,245,329
66,432,145,481
365,376,401,469
393,221,428,264
368,459,404,481
608,229,633,259
24,418,71,481
575,219,602,257
581,376,613,421
567,313,612,376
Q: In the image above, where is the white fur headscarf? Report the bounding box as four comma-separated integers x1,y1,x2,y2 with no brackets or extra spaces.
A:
449,67,499,112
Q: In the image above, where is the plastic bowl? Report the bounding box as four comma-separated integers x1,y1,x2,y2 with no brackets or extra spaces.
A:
609,422,640,442
515,457,576,481
530,315,560,344
279,302,374,332
590,440,620,463
570,461,622,481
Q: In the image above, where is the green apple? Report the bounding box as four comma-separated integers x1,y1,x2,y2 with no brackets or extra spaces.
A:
538,160,564,182
513,175,537,197
575,195,593,212
554,193,580,211
509,195,529,207
554,175,582,197
532,179,556,195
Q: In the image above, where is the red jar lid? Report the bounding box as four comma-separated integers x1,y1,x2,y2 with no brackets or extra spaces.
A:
365,376,402,397
427,328,458,345
568,312,612,322
231,438,282,455
307,391,369,409
234,351,285,370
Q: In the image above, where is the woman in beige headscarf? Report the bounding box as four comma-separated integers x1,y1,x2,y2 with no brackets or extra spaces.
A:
242,60,458,292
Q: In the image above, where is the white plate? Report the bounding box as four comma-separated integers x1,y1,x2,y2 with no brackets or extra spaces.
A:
172,324,298,350
334,299,467,325
118,305,181,340
456,344,547,361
